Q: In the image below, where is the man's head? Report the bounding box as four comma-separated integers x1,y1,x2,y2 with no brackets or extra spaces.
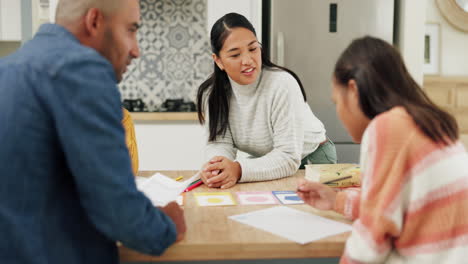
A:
56,0,141,82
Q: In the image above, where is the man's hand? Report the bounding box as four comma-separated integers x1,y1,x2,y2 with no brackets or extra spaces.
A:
160,202,186,242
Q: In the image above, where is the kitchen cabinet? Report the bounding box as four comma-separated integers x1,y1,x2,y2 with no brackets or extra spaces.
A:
424,76,468,147
0,0,22,41
134,121,205,171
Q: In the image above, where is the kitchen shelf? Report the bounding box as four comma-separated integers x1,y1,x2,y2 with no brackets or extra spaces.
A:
130,112,198,121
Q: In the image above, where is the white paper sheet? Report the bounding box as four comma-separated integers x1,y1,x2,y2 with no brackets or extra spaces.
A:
229,206,352,244
136,172,199,206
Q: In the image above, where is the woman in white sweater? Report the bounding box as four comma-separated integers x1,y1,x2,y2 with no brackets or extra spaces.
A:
196,13,336,189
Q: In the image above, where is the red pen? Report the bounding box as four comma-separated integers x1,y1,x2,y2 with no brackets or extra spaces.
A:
183,180,203,192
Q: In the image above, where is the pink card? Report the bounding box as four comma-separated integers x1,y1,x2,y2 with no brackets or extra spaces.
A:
236,191,279,205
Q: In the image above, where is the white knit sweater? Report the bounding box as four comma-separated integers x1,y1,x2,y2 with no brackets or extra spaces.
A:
204,68,327,182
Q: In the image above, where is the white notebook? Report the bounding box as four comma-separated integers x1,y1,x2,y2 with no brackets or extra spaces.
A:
229,206,351,244
136,172,199,206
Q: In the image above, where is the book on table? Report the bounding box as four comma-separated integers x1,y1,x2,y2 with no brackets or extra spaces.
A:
305,164,361,187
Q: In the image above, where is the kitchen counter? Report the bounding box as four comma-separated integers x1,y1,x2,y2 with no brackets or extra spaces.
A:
130,112,198,121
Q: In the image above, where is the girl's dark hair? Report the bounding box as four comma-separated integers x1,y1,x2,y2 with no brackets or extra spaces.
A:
197,12,306,141
334,36,458,145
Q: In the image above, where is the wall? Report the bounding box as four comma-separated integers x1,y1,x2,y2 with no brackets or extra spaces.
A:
426,0,468,76
206,0,262,40
395,0,427,85
119,0,212,111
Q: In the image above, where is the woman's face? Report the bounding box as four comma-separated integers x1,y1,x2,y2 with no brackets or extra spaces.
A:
331,77,370,143
213,27,262,85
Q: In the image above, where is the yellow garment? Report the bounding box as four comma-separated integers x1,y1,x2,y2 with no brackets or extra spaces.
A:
122,108,139,176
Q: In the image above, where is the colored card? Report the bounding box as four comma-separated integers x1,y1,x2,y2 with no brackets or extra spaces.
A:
272,191,304,205
236,191,279,205
194,192,236,207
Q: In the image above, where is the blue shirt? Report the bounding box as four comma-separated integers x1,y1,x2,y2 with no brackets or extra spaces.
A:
0,24,176,264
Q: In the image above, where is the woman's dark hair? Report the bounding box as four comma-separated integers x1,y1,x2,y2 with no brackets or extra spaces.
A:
334,36,458,145
197,12,306,141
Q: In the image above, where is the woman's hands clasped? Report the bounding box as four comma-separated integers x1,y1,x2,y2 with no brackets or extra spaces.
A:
201,156,242,189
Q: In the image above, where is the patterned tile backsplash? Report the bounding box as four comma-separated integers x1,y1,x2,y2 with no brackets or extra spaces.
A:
119,0,212,111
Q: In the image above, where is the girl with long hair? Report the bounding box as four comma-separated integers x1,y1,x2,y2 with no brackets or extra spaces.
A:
197,13,336,189
298,36,468,263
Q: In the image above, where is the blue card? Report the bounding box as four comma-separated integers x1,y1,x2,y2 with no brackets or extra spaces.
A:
272,191,304,205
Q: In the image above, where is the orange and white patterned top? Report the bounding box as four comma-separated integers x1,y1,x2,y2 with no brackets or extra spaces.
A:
334,107,468,264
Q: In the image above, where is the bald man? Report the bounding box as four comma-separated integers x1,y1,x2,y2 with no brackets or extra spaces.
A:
0,0,185,263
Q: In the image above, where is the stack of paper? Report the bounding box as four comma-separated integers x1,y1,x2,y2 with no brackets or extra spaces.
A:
136,172,199,206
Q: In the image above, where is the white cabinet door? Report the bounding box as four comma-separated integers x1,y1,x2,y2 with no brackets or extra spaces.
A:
135,122,206,170
0,0,22,41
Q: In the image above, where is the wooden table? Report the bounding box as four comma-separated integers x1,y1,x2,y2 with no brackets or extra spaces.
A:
119,170,351,262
